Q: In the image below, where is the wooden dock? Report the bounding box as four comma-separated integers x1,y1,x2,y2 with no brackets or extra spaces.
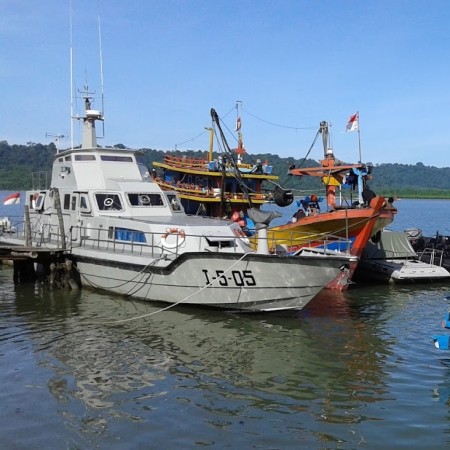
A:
0,244,75,286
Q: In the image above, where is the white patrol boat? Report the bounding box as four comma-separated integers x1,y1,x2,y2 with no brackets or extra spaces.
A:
0,97,355,312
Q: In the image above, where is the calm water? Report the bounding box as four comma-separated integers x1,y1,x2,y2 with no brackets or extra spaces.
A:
1,196,450,449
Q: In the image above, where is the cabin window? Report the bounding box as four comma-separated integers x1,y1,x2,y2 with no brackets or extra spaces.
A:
127,193,164,207
33,193,45,211
100,155,133,162
75,155,96,161
114,228,146,243
63,194,71,210
95,193,123,211
80,195,91,213
71,196,77,211
64,156,71,161
167,194,182,211
138,164,150,181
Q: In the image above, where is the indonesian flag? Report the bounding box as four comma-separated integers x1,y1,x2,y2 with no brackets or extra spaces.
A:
3,192,20,205
346,113,359,132
235,116,241,132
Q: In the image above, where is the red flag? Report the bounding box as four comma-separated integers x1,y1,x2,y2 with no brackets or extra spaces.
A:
346,113,359,132
3,192,21,205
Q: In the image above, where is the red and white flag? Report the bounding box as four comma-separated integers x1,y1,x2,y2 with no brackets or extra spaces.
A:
3,192,20,205
346,113,359,132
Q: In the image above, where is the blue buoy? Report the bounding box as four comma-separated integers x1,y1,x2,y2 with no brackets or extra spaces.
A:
433,335,450,350
441,312,450,329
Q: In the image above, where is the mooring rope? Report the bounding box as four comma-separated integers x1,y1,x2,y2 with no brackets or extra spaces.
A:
103,251,255,324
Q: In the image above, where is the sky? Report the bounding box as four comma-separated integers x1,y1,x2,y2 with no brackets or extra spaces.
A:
1,0,450,167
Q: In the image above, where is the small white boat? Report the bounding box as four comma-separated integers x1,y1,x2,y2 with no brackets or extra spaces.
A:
0,93,354,312
355,230,450,283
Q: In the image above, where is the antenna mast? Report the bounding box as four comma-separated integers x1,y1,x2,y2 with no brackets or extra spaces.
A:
69,0,74,149
46,133,65,152
98,15,105,139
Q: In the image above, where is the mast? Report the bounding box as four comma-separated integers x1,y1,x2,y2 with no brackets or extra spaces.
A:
205,127,214,162
235,100,245,164
80,89,103,149
319,121,338,208
70,1,74,149
69,3,105,150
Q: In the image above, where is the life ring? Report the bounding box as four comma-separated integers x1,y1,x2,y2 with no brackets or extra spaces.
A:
104,197,114,207
160,227,186,249
233,228,250,246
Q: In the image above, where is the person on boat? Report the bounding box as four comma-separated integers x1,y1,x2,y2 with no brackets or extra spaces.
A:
384,196,395,209
231,210,253,235
224,197,232,218
291,208,306,223
362,185,376,206
307,194,320,216
250,159,264,174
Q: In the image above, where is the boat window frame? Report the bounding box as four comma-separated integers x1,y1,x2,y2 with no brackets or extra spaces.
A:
34,193,45,211
166,193,183,212
75,154,96,161
95,193,124,212
63,194,71,210
79,194,91,214
100,155,134,162
127,192,165,207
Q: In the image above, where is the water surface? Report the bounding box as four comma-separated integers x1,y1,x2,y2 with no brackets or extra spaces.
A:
1,197,450,449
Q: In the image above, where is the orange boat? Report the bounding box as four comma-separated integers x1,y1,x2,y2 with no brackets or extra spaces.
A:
258,120,396,289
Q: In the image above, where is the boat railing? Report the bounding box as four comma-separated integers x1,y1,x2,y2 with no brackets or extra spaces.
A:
419,247,445,267
8,219,68,249
164,154,209,169
263,228,353,255
2,218,353,260
158,180,211,197
157,179,270,202
31,171,52,190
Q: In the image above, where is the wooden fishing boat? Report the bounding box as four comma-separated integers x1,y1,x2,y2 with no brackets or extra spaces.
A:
257,120,397,289
152,106,292,218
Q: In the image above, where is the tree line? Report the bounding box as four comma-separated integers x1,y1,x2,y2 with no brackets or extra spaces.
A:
0,140,449,198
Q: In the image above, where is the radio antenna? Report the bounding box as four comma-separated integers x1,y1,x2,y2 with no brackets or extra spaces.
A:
69,0,74,149
97,15,105,139
46,132,65,152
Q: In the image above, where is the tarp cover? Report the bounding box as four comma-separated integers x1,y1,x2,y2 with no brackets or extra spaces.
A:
363,230,417,260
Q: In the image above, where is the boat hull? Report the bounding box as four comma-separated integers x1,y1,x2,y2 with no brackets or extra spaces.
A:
260,198,395,290
354,259,450,283
72,251,351,311
266,207,393,252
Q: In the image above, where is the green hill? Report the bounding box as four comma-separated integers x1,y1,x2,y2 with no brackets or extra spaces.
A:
0,140,448,198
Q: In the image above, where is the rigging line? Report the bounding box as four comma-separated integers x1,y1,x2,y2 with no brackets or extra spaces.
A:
173,105,236,150
220,105,237,120
294,128,321,169
243,108,316,130
174,129,208,149
104,251,256,324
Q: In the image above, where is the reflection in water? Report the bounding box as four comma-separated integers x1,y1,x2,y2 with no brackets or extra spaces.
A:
2,267,450,448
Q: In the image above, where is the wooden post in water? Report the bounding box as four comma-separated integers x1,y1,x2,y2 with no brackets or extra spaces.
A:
24,205,31,247
53,188,67,250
